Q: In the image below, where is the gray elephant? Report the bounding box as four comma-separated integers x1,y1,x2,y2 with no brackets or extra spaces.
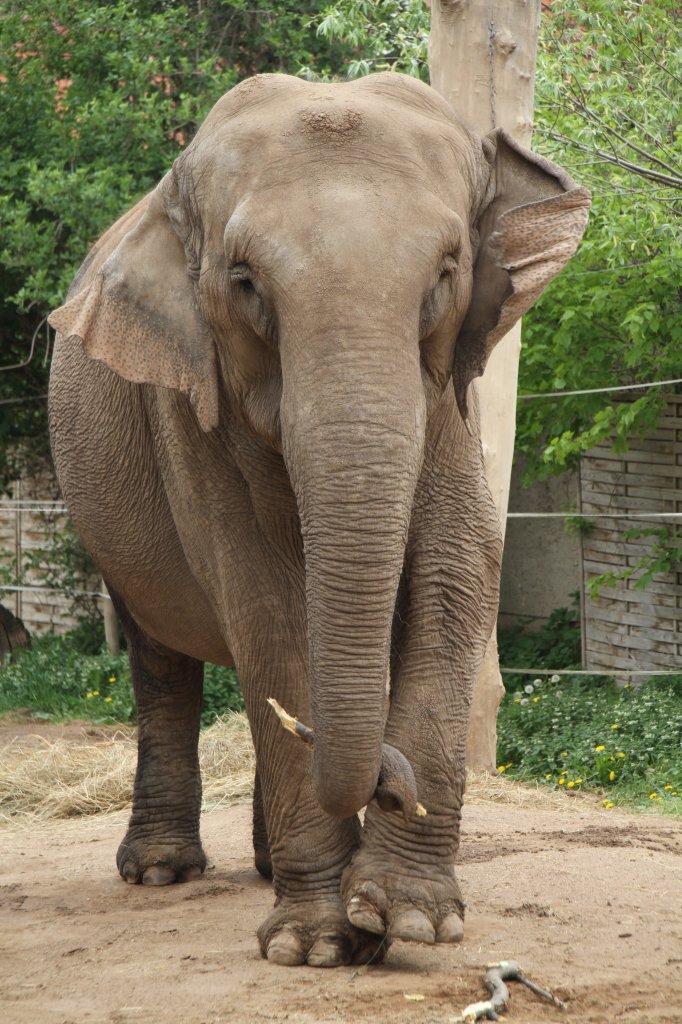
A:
48,72,589,968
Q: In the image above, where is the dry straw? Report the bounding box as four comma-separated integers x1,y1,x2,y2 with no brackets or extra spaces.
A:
0,713,254,822
0,713,582,822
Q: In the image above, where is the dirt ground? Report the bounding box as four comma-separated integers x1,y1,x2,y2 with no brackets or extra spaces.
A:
1,730,681,1024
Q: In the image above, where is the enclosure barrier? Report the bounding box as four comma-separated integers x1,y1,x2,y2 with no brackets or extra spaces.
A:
1,370,681,670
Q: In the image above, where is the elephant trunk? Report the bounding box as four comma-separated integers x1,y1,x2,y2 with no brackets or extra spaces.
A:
281,340,425,818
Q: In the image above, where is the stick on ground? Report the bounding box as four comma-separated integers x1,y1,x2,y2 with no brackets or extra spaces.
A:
453,960,567,1022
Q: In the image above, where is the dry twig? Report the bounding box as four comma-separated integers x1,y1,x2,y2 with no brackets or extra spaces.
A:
267,698,427,819
453,960,566,1022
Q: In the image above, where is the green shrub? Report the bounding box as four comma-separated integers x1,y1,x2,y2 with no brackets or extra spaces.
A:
0,630,244,724
498,601,581,692
497,674,682,810
0,632,133,723
497,602,682,810
202,663,244,725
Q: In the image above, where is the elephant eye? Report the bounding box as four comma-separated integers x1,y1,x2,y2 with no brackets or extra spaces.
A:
230,262,255,292
439,254,458,281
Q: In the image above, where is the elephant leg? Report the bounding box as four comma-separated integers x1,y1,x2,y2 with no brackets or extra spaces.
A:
239,658,386,967
252,768,272,879
110,591,206,886
342,397,502,944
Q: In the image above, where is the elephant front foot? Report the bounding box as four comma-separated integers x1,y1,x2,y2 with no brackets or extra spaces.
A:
341,847,464,946
116,829,207,886
258,896,388,967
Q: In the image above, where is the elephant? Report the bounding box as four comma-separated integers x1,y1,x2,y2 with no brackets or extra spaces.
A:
48,71,589,968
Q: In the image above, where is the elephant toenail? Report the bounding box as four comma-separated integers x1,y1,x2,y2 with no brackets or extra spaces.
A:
121,862,140,884
346,898,385,935
179,865,203,882
266,930,306,967
389,909,436,945
307,936,350,968
436,913,464,943
142,864,176,886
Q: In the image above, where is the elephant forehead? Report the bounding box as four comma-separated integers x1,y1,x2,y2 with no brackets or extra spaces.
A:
297,105,365,143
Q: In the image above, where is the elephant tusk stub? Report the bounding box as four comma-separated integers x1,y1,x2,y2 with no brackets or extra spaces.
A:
266,697,427,819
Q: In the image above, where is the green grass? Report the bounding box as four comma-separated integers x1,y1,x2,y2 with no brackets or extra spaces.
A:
497,675,682,813
0,631,243,726
498,608,682,813
3,619,681,815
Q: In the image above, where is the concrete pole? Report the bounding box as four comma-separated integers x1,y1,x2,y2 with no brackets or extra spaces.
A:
101,578,120,655
429,0,542,770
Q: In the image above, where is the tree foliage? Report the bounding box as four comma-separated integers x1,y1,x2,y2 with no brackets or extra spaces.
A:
0,0,350,481
316,0,682,481
518,0,681,480
1,0,679,490
313,0,429,80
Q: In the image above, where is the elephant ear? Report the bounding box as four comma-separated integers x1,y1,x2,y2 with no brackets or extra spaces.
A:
48,170,218,432
453,128,591,423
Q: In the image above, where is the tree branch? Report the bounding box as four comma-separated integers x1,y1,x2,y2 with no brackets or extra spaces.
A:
453,960,567,1022
565,88,682,181
541,131,682,190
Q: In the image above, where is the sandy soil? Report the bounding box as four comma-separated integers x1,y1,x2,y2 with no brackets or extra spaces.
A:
1,752,681,1023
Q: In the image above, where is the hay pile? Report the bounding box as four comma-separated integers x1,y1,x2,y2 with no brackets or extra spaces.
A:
0,713,254,821
464,769,584,810
0,714,584,822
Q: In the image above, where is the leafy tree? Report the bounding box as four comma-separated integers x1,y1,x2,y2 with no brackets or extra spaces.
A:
316,0,682,481
313,0,429,80
517,0,681,481
0,0,351,482
2,0,679,490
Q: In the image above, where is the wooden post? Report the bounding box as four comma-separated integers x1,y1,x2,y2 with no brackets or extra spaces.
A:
429,1,542,771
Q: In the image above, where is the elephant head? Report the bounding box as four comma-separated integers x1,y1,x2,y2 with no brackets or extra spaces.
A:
49,73,589,818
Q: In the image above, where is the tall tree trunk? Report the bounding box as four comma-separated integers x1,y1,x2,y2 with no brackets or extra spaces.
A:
429,0,541,771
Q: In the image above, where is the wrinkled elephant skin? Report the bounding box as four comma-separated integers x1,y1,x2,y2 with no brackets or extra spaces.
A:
48,73,589,967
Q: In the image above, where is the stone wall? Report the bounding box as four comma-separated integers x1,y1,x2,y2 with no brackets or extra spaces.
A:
499,462,582,627
0,469,94,635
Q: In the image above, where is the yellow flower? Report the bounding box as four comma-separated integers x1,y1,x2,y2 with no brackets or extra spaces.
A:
616,752,625,758
648,792,657,799
595,745,605,751
609,770,615,781
575,778,583,784
108,675,116,683
545,774,552,780
92,690,99,696
497,765,506,773
505,763,512,769
567,781,575,788
104,696,113,703
560,751,568,756
672,791,678,796
532,696,540,702
664,785,673,791
560,769,568,775
514,698,522,703
86,692,93,699
611,723,619,729
558,778,565,785
603,801,614,809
